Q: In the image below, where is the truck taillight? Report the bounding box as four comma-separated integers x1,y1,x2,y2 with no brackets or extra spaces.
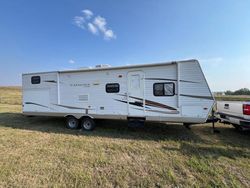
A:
243,104,250,115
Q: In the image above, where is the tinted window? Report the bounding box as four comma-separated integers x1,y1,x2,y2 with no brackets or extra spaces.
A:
154,83,164,96
153,82,175,96
31,76,41,84
106,83,120,93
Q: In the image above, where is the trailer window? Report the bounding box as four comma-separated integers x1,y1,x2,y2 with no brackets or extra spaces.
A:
31,76,41,84
153,82,175,96
106,83,120,93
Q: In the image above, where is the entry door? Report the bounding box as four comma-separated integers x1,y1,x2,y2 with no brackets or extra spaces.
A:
127,71,145,116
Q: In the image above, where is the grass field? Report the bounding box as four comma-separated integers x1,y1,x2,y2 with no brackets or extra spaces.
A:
215,95,250,102
0,87,250,187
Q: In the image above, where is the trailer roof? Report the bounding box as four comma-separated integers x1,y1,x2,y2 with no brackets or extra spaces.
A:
22,59,197,75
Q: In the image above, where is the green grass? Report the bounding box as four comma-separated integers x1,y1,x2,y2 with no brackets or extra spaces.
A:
0,87,250,187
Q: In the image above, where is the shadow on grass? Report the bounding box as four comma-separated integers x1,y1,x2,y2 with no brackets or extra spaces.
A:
0,112,250,159
93,118,249,160
161,125,250,159
162,142,250,159
0,112,206,142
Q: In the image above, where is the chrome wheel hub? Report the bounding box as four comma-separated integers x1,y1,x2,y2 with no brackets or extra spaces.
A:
83,120,91,129
69,119,77,128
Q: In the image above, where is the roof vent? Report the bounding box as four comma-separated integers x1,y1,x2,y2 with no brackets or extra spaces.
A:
95,64,111,68
78,66,92,70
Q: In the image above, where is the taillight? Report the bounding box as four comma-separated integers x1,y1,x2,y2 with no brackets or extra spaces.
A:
243,104,250,115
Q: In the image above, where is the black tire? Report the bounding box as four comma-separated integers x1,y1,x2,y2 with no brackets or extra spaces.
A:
81,117,96,131
66,116,79,129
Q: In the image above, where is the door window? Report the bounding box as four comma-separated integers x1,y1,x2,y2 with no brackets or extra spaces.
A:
130,74,140,89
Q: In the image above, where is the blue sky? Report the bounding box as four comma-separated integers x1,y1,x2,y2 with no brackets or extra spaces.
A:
0,0,250,91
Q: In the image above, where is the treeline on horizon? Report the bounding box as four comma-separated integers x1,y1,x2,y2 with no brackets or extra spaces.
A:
225,88,250,95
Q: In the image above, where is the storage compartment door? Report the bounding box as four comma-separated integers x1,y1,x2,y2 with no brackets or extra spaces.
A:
23,89,50,112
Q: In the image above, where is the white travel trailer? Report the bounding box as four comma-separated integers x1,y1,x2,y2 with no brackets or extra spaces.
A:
22,59,214,130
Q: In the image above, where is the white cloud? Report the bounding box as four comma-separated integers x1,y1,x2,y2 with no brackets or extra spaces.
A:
93,16,116,40
69,59,75,64
93,16,107,32
73,9,116,40
87,23,98,34
82,9,93,19
104,29,116,40
73,16,85,29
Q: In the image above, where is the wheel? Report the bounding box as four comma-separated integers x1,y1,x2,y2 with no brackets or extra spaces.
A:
66,116,79,129
81,117,96,131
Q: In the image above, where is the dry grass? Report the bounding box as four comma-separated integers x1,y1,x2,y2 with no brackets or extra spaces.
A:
0,87,250,187
0,86,22,105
